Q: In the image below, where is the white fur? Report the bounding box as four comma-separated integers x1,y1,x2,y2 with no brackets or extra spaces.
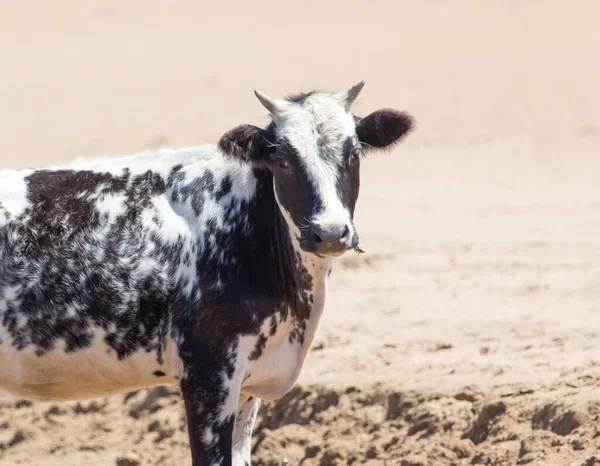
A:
232,396,260,466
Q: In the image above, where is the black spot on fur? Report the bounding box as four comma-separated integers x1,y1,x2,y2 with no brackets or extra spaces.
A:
269,315,278,336
249,333,268,361
215,176,232,202
153,370,166,377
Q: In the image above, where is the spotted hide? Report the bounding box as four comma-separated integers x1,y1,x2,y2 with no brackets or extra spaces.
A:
0,82,414,465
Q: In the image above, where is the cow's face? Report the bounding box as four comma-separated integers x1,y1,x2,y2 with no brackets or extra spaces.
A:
219,82,414,258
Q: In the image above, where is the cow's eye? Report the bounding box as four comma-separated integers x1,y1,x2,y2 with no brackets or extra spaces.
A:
347,149,362,168
277,159,290,169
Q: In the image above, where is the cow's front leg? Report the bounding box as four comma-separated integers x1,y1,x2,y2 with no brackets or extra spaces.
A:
232,395,261,466
181,364,241,466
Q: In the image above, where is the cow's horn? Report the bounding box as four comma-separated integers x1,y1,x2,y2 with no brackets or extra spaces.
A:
254,90,284,118
339,80,365,111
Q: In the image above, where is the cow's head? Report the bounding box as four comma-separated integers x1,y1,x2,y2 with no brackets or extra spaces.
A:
219,81,414,258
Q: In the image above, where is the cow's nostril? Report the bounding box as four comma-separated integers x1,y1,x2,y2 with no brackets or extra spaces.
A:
340,225,350,240
308,224,323,244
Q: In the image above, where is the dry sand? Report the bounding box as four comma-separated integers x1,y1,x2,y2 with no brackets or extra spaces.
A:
1,1,600,464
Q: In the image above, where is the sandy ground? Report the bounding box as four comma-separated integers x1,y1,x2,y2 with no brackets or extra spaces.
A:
1,1,600,464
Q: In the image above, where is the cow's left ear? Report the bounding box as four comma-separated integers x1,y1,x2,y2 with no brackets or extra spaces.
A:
355,109,414,152
218,124,275,170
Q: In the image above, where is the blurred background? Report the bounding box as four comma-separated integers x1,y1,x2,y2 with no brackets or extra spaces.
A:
1,1,600,465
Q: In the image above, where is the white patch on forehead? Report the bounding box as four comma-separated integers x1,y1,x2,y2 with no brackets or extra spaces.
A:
276,93,356,162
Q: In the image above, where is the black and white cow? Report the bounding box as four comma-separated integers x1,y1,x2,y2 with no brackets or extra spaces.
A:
0,82,413,465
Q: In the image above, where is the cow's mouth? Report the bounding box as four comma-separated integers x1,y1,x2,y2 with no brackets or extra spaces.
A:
299,238,356,258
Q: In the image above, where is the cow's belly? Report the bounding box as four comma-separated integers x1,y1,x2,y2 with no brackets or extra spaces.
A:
0,332,183,401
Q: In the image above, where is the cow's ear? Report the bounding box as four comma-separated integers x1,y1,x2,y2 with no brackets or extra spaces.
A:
218,124,275,170
355,109,414,152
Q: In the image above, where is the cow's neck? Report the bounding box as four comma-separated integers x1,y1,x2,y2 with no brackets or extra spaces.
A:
240,171,334,399
252,170,333,343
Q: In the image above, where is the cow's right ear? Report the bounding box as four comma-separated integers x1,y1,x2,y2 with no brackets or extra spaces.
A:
218,124,275,170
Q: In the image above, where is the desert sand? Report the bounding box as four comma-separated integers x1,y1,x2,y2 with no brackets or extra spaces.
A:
1,1,600,465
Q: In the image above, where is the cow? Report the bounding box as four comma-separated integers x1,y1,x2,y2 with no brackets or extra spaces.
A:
0,81,414,465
